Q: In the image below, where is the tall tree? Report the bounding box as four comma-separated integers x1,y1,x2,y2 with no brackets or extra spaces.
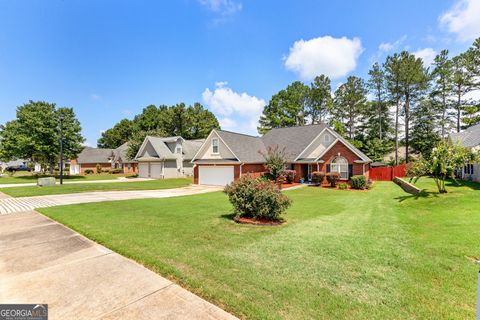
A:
451,52,475,132
123,103,219,159
0,101,84,172
332,76,367,140
410,100,441,159
367,62,388,140
462,38,480,127
307,75,332,124
384,54,403,165
258,81,310,134
430,50,454,138
397,51,429,162
97,119,134,148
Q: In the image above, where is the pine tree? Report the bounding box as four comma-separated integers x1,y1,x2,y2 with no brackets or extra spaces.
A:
431,50,454,138
410,100,441,160
332,76,367,140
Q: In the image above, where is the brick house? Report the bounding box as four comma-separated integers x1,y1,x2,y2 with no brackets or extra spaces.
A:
70,142,137,175
191,124,372,186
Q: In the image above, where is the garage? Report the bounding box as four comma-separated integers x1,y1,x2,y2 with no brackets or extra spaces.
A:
198,166,234,186
138,162,164,178
138,163,149,178
150,163,163,179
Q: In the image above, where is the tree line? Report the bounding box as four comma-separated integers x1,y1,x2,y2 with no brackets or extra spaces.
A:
97,103,219,159
259,38,480,163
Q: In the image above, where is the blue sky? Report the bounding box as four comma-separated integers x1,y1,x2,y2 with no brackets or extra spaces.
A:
0,0,479,146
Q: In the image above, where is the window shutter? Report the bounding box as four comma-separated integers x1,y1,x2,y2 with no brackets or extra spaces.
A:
348,164,353,179
326,164,330,173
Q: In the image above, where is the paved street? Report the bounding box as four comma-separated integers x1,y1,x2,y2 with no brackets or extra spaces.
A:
0,185,221,214
0,211,237,319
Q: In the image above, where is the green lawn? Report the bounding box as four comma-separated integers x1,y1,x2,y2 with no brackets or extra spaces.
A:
39,179,480,319
1,178,192,197
0,173,127,184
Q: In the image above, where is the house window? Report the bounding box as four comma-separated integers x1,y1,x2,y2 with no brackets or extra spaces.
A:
324,134,331,143
212,138,219,154
464,163,474,175
176,147,182,154
331,156,349,180
128,163,131,170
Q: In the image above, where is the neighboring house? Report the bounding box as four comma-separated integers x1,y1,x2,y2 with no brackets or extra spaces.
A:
70,142,137,175
450,123,480,182
191,124,372,186
135,136,204,179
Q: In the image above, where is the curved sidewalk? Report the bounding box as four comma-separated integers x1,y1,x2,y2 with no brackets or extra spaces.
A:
0,185,221,214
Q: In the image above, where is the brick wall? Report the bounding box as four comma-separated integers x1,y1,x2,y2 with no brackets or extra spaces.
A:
317,141,368,179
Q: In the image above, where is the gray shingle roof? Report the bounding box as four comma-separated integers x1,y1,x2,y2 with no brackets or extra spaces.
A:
450,123,480,148
113,142,136,163
200,123,372,163
261,123,328,162
136,136,204,161
183,139,205,160
216,130,266,163
77,147,113,164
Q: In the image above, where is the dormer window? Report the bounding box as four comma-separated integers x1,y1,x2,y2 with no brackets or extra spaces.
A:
176,147,182,154
212,138,219,154
324,134,331,143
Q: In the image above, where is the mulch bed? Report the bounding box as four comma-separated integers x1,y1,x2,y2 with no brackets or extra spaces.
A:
233,216,285,226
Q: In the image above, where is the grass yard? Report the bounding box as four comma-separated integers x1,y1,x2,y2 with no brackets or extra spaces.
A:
1,178,192,197
0,173,127,184
39,179,480,319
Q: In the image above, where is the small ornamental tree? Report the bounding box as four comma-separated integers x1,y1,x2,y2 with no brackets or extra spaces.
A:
408,140,478,193
224,175,291,221
96,163,102,174
260,145,287,181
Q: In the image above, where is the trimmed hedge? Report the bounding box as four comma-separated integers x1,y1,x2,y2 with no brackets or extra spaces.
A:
284,170,296,183
351,175,367,190
84,169,94,174
311,171,325,185
326,172,340,187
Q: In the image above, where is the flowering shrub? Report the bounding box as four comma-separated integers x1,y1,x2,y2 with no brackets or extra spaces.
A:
351,175,367,189
284,170,296,183
326,172,340,187
311,171,325,185
224,175,291,221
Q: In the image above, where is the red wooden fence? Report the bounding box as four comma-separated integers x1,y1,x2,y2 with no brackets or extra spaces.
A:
370,164,408,181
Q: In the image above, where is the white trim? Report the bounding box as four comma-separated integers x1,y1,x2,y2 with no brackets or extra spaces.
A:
134,136,151,160
313,138,339,161
327,128,371,162
211,138,219,154
331,156,349,180
294,128,328,161
190,129,240,163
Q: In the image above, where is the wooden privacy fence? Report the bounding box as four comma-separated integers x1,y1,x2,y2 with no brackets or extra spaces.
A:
370,164,408,181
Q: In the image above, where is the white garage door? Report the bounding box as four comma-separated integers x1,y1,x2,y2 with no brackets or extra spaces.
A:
150,163,163,179
199,166,234,186
138,163,149,178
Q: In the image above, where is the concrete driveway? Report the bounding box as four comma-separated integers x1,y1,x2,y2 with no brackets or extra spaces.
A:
0,185,221,214
0,211,237,319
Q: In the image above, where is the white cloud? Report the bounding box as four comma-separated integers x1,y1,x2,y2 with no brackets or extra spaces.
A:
439,0,480,42
284,36,363,80
198,0,242,16
202,82,265,135
413,48,437,66
219,117,237,129
378,35,407,53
